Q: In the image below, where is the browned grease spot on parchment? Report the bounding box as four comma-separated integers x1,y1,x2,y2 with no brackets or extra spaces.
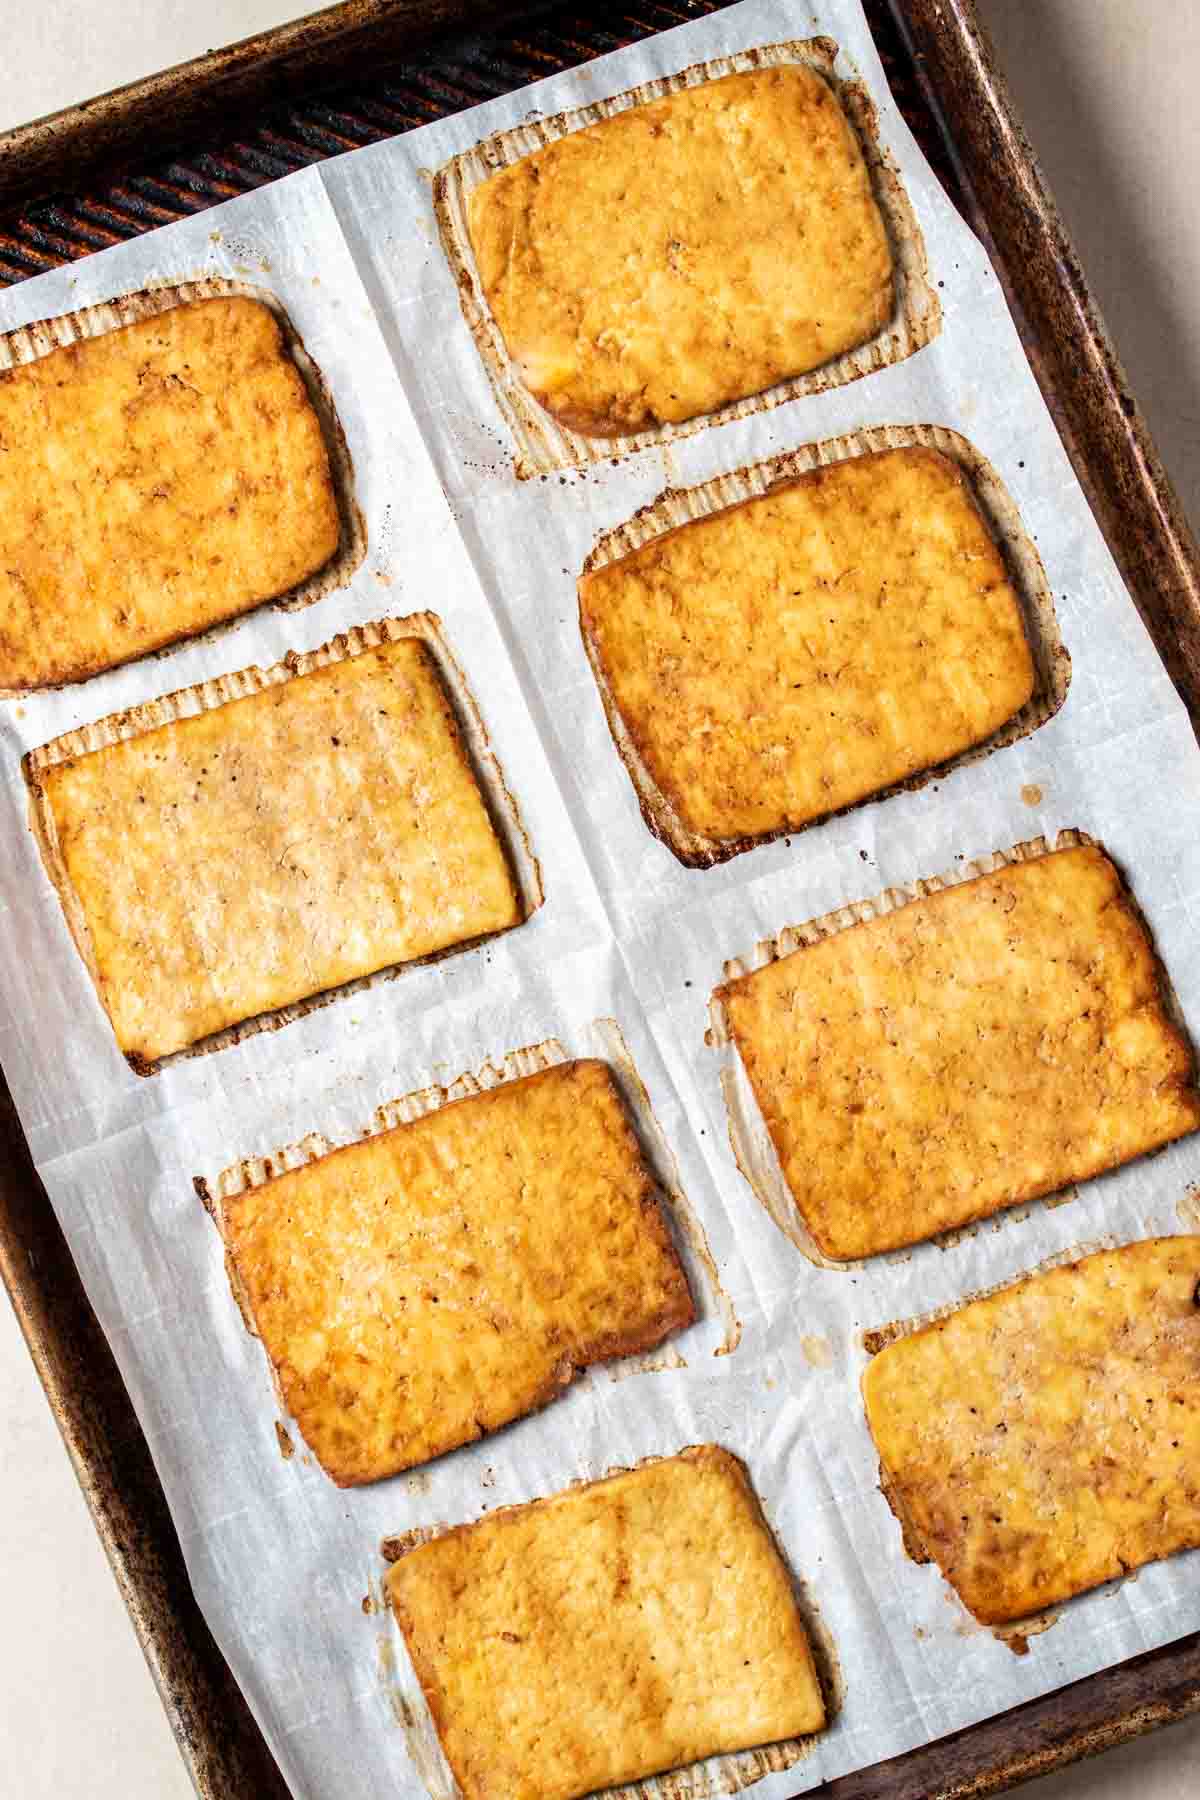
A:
274,1420,294,1460
389,1688,456,1800
1021,783,1044,806
719,1063,844,1271
375,1609,457,1800
800,1334,833,1369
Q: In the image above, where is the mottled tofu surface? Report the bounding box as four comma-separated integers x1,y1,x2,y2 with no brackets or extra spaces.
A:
863,1239,1200,1624
580,447,1035,841
36,638,520,1066
719,846,1200,1259
0,296,340,690
387,1446,825,1800
466,65,893,437
222,1062,694,1486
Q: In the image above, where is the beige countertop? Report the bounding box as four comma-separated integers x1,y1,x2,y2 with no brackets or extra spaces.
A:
1,2,1199,1796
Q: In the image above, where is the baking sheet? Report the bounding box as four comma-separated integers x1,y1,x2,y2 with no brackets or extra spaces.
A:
1,3,1200,1799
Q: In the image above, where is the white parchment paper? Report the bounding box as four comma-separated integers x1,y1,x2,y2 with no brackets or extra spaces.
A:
2,3,1200,1797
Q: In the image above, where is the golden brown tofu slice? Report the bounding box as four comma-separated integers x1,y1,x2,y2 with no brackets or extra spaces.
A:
466,65,893,437
719,846,1200,1259
580,447,1035,842
218,1061,694,1485
0,296,340,690
386,1446,825,1800
863,1238,1200,1624
33,637,521,1067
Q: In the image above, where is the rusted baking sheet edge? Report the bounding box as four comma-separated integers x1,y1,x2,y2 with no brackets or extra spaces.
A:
827,5,1200,1788
814,1629,1200,1797
890,0,1200,736
0,0,533,214
830,7,1200,1791
0,1091,291,1797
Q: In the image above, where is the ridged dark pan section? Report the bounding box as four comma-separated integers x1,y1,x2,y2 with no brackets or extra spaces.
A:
0,4,699,281
0,0,966,287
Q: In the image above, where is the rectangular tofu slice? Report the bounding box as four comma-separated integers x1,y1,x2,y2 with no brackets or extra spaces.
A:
863,1238,1200,1624
466,65,893,437
386,1446,825,1800
0,296,341,690
580,447,1035,843
217,1061,694,1485
718,845,1200,1259
32,636,521,1067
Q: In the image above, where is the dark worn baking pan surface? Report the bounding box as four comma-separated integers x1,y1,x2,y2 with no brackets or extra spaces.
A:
2,2,1199,1796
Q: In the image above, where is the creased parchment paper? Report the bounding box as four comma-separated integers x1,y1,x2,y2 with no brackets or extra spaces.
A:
2,4,1200,1798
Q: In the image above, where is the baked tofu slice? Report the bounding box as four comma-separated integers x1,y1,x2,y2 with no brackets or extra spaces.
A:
718,845,1200,1259
31,637,521,1068
466,65,893,437
863,1238,1200,1624
580,447,1035,843
386,1446,825,1800
215,1061,694,1485
0,296,340,690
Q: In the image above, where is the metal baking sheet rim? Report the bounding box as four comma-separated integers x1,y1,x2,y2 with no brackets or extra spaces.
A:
0,2,1199,1798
